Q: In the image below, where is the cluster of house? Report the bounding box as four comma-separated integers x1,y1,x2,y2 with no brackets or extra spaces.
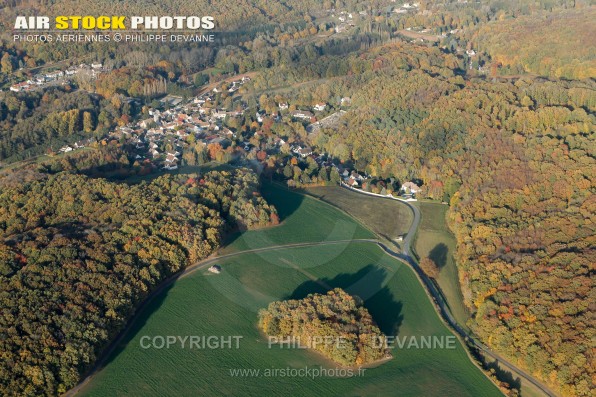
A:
101,80,334,172
47,79,424,201
212,76,251,94
57,138,95,154
288,102,327,121
393,2,420,14
333,10,355,33
108,90,249,170
329,3,421,32
343,170,367,187
285,144,340,175
9,63,105,92
343,170,421,198
42,70,389,194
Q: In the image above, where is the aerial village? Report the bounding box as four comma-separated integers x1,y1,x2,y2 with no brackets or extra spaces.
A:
9,62,107,92
55,73,421,198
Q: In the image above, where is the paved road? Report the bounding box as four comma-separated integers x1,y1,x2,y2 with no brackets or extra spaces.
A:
67,188,556,397
340,186,557,397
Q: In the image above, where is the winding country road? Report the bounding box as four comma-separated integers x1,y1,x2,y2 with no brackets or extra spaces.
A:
67,188,556,397
340,186,557,397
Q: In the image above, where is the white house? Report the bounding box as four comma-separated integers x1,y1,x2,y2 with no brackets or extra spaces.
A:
139,118,154,128
346,177,359,187
45,71,64,79
212,111,227,120
164,153,179,170
9,83,24,92
402,181,421,194
298,147,313,158
350,171,364,181
313,103,327,112
291,110,314,120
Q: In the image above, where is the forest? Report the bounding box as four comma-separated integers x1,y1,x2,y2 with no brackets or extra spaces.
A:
272,43,594,396
472,8,596,79
0,86,135,162
258,288,390,366
0,167,277,395
1,0,593,88
0,1,593,396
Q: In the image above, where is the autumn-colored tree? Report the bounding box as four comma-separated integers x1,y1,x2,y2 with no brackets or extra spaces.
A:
420,257,440,279
207,143,223,160
0,168,277,396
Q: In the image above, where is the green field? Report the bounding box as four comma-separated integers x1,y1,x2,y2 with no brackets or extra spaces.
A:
80,186,501,397
301,188,469,333
413,202,471,332
305,186,414,245
220,183,375,253
81,243,501,397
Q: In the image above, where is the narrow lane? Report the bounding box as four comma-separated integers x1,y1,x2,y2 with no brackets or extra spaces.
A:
341,185,557,397
67,187,556,397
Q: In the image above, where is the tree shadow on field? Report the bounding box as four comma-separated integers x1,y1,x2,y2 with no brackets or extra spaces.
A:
429,243,448,270
288,265,404,336
259,182,305,222
221,181,305,247
471,352,522,395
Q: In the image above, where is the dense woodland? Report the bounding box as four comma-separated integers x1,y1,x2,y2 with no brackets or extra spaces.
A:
0,1,594,396
259,288,390,366
273,44,594,396
0,87,137,162
0,168,277,395
280,46,593,397
472,8,596,79
1,0,594,87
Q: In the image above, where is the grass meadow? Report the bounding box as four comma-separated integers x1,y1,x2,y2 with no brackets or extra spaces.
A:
305,186,414,244
413,202,471,332
220,183,375,253
80,186,500,397
81,243,500,397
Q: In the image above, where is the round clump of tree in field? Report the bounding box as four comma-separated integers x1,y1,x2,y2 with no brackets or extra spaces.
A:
258,288,391,366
